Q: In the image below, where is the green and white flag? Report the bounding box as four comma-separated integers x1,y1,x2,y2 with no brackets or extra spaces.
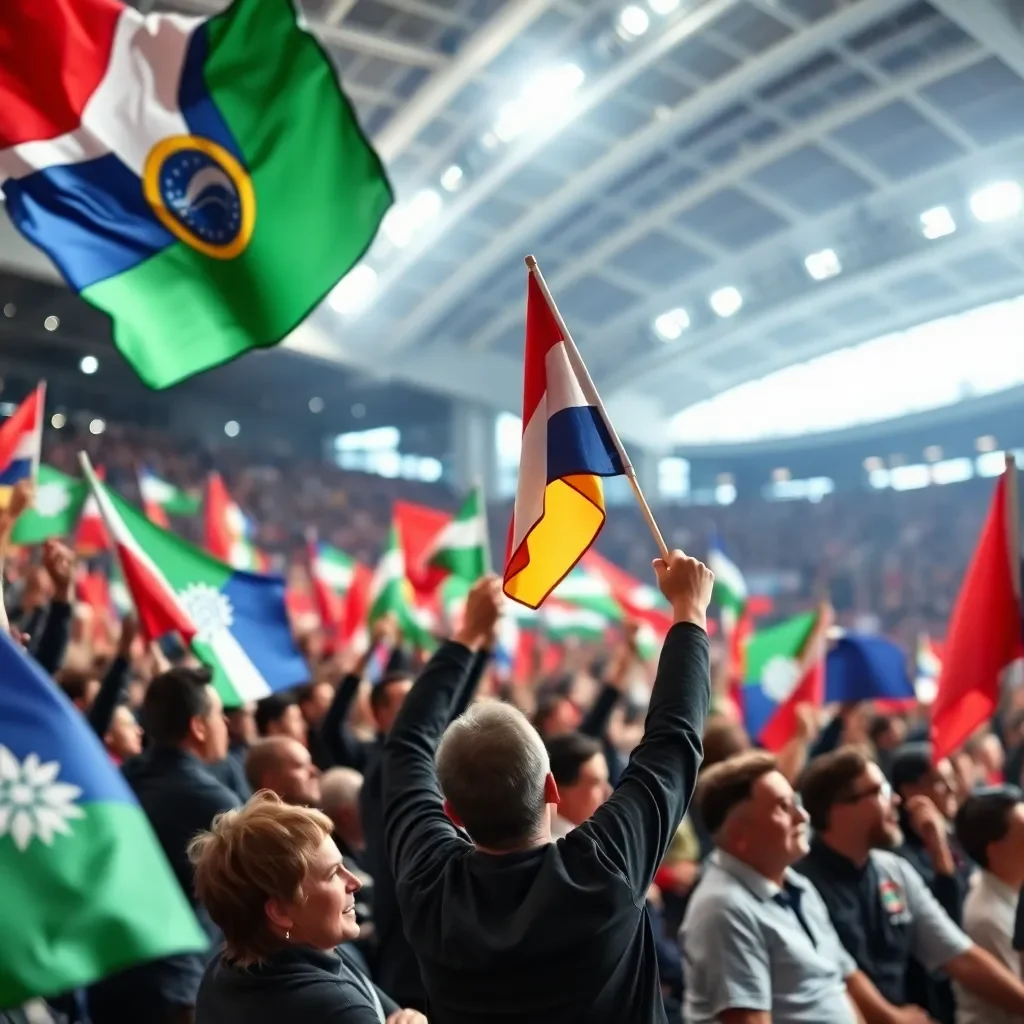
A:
541,602,609,643
709,540,747,618
425,485,490,581
312,543,356,597
139,469,200,517
369,523,433,649
10,465,87,546
552,564,624,622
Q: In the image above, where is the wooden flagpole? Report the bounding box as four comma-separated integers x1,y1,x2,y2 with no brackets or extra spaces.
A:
524,255,670,560
1006,452,1021,603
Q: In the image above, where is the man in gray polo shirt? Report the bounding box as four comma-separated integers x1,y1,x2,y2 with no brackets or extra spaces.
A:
681,752,930,1024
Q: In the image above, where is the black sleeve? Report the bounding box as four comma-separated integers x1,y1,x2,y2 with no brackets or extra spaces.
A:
321,673,369,772
809,712,844,759
929,869,966,926
383,640,475,885
448,647,489,724
87,655,130,737
578,683,619,740
33,599,72,675
573,622,709,903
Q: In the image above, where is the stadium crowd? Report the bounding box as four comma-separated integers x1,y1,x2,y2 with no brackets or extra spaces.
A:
3,424,1024,1024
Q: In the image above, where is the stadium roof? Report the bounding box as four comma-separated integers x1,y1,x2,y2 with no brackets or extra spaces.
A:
3,0,1024,451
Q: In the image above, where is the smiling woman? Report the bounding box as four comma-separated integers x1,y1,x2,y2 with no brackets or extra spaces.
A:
188,791,422,1024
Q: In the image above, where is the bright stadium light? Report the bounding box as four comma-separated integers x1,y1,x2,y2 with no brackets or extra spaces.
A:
920,205,956,239
618,5,650,38
224,420,240,438
329,265,378,316
2,303,14,318
308,396,324,414
804,248,841,281
80,355,98,375
649,0,680,13
710,286,742,318
970,180,1023,223
44,315,59,331
89,418,105,435
653,308,690,341
50,413,66,429
440,165,464,192
494,64,585,144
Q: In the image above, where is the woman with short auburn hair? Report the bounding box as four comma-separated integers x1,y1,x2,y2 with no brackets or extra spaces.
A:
188,790,425,1024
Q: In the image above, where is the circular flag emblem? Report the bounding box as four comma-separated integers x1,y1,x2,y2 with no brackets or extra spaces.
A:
143,135,255,260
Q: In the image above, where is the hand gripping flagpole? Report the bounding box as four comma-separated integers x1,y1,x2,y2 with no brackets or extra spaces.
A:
524,255,670,561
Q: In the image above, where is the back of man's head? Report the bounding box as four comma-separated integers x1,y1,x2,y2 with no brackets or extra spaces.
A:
545,732,602,787
436,700,550,851
142,666,214,748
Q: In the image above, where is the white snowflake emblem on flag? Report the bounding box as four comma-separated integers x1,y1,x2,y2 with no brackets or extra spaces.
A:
0,746,85,852
177,583,234,643
760,656,802,703
33,482,70,518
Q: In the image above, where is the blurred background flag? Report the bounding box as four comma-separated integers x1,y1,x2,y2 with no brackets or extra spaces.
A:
826,633,916,704
0,384,44,510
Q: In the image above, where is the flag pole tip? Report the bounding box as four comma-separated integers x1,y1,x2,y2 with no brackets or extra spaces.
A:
524,254,538,269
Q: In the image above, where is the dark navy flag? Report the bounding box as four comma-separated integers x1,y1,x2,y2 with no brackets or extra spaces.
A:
826,633,915,704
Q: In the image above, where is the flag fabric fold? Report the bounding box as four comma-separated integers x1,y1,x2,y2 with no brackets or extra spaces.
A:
931,466,1023,761
0,628,207,1007
825,634,916,704
204,472,267,572
139,467,199,525
503,270,625,609
81,456,306,705
0,384,44,510
0,0,392,388
424,485,489,582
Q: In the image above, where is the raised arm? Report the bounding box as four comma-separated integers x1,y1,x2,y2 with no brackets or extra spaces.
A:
576,550,713,900
382,577,501,883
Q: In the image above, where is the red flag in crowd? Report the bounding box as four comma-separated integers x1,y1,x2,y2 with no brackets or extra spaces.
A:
931,460,1023,761
393,500,450,596
75,464,110,555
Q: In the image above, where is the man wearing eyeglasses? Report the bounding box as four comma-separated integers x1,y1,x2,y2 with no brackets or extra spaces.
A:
797,746,1024,1022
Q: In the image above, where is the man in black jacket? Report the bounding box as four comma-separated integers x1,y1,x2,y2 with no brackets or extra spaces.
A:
382,552,712,1023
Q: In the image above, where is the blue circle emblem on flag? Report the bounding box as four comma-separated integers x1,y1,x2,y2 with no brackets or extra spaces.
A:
143,135,256,260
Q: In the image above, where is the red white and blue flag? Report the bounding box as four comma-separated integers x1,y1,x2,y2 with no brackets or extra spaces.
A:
0,384,44,509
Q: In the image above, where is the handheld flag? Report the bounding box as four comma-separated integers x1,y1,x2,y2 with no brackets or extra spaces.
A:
10,464,87,546
503,260,633,609
708,536,747,621
139,467,200,525
393,499,452,595
0,628,206,1007
80,454,306,705
204,472,267,571
369,522,434,649
0,0,392,388
424,484,490,582
826,634,916,704
743,609,828,751
931,459,1023,761
75,465,110,556
0,384,44,510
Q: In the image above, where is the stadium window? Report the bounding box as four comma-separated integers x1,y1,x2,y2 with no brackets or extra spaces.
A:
931,458,974,485
495,412,523,499
658,457,690,499
763,476,835,503
889,464,930,491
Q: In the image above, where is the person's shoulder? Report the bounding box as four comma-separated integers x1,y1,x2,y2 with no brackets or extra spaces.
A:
869,847,911,878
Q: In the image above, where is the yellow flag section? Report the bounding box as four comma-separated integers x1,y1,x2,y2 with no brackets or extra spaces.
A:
503,260,630,610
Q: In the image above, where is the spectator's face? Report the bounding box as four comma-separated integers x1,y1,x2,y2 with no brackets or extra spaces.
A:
269,704,308,746
226,704,257,746
276,835,361,948
105,705,143,760
262,740,322,807
301,683,334,728
901,759,958,821
373,679,412,734
738,770,809,868
558,753,612,827
198,686,230,764
541,698,582,737
839,763,902,849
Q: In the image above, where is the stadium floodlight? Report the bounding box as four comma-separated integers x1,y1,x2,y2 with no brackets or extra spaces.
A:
649,0,680,13
80,355,99,375
440,165,463,192
709,286,743,318
494,64,585,144
224,420,240,438
329,264,378,316
44,315,59,331
970,180,1023,223
919,205,956,240
51,413,66,429
975,434,998,453
618,5,650,38
804,248,841,281
653,308,690,341
89,418,106,436
308,397,324,414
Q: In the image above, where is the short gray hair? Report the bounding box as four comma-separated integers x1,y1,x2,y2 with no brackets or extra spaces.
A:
436,700,550,850
319,767,363,816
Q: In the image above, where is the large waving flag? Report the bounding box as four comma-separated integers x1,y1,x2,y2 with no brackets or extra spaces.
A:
424,485,490,583
932,460,1023,760
0,384,44,510
742,608,828,751
0,0,392,389
80,456,306,705
503,264,626,608
0,628,206,1006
